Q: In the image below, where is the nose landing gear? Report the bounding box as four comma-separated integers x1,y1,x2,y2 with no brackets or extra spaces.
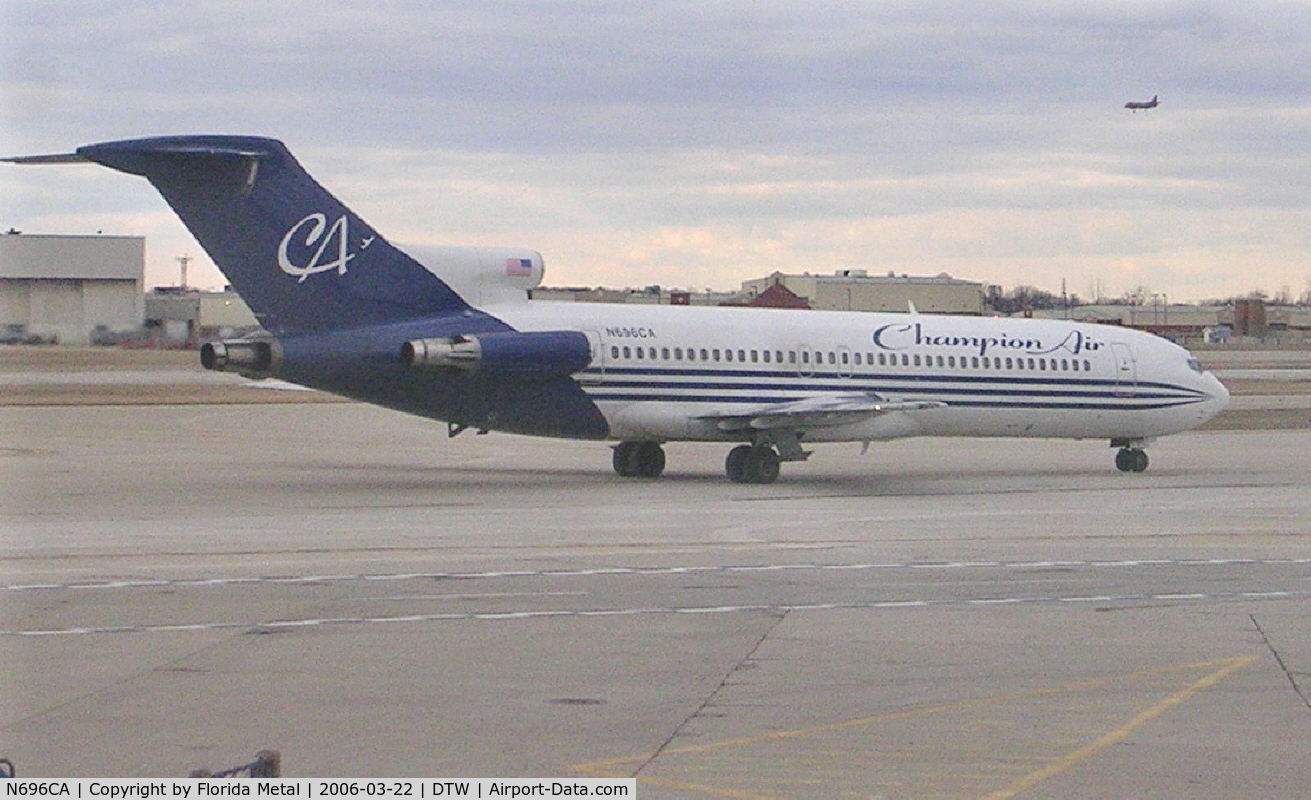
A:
1112,439,1150,473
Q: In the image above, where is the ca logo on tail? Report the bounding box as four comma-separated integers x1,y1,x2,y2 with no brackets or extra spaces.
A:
278,213,375,283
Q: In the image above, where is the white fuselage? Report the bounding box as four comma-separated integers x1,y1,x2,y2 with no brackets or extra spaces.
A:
488,301,1229,444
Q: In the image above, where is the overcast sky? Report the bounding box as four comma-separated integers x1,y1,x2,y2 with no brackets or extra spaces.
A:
4,0,1311,302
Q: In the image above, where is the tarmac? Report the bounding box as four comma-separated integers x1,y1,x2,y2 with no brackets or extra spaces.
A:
3,346,1311,797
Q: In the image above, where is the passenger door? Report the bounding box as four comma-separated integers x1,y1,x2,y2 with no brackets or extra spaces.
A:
579,330,605,384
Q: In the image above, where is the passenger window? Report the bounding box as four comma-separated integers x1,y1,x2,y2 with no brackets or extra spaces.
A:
622,346,631,359
1005,357,1013,369
827,352,836,365
762,350,770,363
610,346,619,359
902,354,910,366
971,357,979,368
699,349,708,361
841,352,849,365
802,351,810,364
751,350,758,363
738,349,746,362
789,351,797,364
878,353,887,366
661,347,669,360
947,356,955,368
716,349,724,361
635,348,643,360
913,354,921,367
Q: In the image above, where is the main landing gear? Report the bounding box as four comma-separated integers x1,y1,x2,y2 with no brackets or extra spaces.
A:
725,444,781,484
611,440,793,483
612,441,666,478
1112,439,1150,473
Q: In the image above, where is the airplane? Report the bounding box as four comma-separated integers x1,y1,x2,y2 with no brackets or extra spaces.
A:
1125,95,1160,112
4,135,1228,483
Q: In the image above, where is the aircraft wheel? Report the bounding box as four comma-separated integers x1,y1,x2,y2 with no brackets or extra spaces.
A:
614,441,665,478
613,441,637,477
726,445,753,483
727,445,781,484
634,442,666,478
1115,448,1149,473
748,446,781,484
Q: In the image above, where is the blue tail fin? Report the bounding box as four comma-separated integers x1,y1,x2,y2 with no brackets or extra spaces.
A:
77,135,469,334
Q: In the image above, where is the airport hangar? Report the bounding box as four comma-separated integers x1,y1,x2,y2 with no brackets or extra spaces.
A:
0,232,144,345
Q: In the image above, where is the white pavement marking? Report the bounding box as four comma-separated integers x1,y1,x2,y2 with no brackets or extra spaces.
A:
6,589,1311,637
6,557,1311,593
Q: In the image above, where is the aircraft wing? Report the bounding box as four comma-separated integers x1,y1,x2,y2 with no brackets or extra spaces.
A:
697,392,946,432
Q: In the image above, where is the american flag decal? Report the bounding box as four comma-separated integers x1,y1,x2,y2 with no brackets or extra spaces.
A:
506,257,533,276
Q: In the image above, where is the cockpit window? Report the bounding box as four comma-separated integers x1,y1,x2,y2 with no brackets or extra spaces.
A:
1186,357,1204,374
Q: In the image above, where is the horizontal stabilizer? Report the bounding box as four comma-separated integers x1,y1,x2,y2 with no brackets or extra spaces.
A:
1,152,88,165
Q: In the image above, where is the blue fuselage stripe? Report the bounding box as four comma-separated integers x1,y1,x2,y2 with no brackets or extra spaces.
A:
576,366,1208,412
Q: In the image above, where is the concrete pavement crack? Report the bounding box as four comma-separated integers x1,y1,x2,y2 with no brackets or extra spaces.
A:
629,609,789,778
1250,613,1311,710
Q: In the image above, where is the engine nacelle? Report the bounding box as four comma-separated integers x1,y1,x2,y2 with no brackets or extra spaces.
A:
401,330,592,380
406,246,543,307
200,337,282,379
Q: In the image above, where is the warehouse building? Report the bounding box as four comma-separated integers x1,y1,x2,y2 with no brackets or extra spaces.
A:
144,287,259,342
0,233,145,345
738,270,986,314
534,270,986,313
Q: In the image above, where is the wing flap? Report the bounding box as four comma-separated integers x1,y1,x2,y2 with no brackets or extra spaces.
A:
697,393,945,432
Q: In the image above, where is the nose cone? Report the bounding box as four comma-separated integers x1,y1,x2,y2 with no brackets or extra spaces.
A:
1196,372,1230,425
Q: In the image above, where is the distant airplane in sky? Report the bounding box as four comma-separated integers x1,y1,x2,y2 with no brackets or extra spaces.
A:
1125,95,1160,112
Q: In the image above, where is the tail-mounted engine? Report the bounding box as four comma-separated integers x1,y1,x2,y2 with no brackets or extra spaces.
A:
200,337,282,379
401,330,592,380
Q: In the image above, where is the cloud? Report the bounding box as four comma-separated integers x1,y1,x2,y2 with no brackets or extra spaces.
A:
4,1,1311,300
